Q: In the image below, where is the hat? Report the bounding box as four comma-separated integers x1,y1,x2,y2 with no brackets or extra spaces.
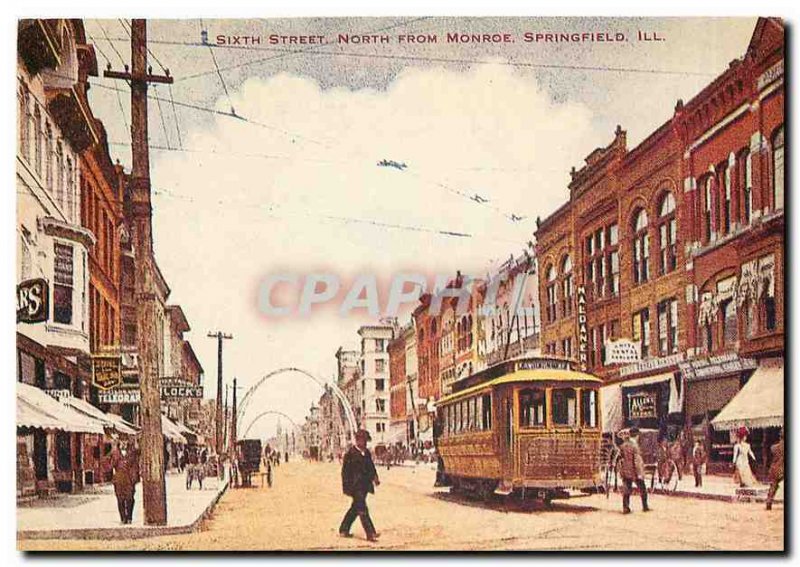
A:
737,426,749,439
629,427,640,436
355,429,371,442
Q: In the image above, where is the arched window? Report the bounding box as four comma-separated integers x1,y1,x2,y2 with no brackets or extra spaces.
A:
44,123,53,191
55,141,64,206
720,160,732,235
738,149,752,225
33,106,42,177
66,157,75,221
546,264,557,322
560,255,573,317
632,209,649,285
658,192,677,275
773,125,784,211
19,87,30,160
702,176,714,242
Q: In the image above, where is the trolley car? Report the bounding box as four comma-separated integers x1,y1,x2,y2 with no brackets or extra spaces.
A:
434,356,603,503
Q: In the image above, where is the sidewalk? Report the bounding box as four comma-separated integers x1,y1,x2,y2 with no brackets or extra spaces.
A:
646,473,784,503
17,471,228,540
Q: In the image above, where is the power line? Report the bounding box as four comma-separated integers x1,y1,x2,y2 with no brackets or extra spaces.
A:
207,41,236,115
87,32,130,134
168,85,184,149
152,85,172,150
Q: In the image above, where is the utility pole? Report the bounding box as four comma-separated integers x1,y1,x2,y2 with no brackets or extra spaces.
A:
223,384,229,454
231,377,238,455
104,19,173,526
207,331,233,468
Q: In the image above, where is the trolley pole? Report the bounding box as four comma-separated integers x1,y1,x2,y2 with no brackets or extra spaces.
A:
104,19,173,526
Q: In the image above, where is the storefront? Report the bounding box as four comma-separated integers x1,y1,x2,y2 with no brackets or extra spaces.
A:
679,354,757,471
711,360,783,478
602,369,683,437
17,382,105,498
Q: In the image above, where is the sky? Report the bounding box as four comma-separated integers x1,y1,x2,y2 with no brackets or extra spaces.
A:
81,17,757,440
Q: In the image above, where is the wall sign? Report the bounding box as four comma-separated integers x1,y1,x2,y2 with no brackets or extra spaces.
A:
627,390,657,420
92,355,122,390
98,388,141,404
605,339,641,365
160,378,203,399
576,285,588,370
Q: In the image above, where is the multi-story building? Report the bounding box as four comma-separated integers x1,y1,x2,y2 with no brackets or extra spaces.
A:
388,328,407,444
336,347,361,429
357,324,395,444
318,384,347,459
534,17,784,474
17,19,103,496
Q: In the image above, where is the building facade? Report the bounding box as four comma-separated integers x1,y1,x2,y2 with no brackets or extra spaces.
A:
357,324,396,444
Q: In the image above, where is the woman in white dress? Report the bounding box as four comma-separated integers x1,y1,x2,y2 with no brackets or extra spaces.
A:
732,428,758,487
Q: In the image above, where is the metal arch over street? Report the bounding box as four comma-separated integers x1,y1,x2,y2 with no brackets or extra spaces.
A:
237,367,358,441
241,409,299,439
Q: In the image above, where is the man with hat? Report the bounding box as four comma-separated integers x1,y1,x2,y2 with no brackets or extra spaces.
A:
339,429,380,542
766,429,784,511
619,427,650,514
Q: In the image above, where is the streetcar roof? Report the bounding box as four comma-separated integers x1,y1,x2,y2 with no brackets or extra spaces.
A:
436,368,603,406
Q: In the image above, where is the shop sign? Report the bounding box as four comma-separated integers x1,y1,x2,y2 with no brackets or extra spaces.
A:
160,377,203,399
517,358,571,371
93,355,122,390
620,352,685,377
120,347,140,376
576,285,588,370
45,389,70,400
17,278,49,323
627,390,657,420
98,388,141,404
605,339,641,365
679,353,757,381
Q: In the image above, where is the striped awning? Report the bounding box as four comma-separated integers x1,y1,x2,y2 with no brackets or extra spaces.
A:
712,364,783,431
17,383,104,434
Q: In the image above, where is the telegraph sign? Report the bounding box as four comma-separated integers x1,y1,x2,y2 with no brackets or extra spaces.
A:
93,355,122,390
17,278,49,323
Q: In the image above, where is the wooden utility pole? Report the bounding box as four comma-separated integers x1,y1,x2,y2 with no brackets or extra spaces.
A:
104,19,173,526
223,384,229,454
207,331,232,472
231,377,238,451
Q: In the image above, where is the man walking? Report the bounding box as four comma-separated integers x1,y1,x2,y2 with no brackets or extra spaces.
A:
339,429,380,542
619,427,650,514
766,430,784,511
110,439,140,524
692,439,707,488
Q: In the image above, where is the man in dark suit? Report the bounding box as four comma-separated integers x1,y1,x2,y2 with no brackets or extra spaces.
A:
766,430,784,511
619,427,650,514
692,439,707,488
339,429,380,541
109,440,140,524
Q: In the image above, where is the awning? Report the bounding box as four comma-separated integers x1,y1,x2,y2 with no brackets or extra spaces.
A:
171,419,203,444
17,383,104,434
712,364,783,430
161,415,188,444
601,383,623,432
62,397,138,436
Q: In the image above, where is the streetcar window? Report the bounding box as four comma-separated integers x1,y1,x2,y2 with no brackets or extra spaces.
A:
468,397,476,431
552,388,577,426
581,389,598,428
481,394,492,430
475,395,483,430
519,388,546,428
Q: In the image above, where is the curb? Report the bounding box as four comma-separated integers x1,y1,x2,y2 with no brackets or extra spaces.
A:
17,479,229,541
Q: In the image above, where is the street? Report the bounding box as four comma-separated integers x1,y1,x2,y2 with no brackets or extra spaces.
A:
19,460,784,551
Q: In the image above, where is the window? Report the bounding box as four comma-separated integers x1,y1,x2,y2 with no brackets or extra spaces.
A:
585,224,619,299
546,265,557,322
561,256,573,317
562,337,573,358
552,388,577,427
658,193,677,275
721,163,732,235
53,242,74,325
773,126,784,210
375,339,386,353
632,308,650,358
375,378,385,391
481,393,492,430
581,389,598,428
657,298,679,355
33,106,42,177
519,388,546,427
632,210,649,285
721,298,737,346
703,176,714,242
44,123,53,191
740,150,753,225
375,359,385,374
376,399,386,413
19,87,30,160
55,432,72,472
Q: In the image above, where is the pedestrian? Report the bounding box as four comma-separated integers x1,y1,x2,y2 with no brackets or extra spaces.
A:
186,446,199,489
692,439,707,488
766,430,784,511
285,451,289,463
339,429,380,542
669,437,684,481
733,427,758,487
619,427,650,514
110,439,140,524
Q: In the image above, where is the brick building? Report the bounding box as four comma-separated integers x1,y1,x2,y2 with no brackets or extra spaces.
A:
388,328,408,443
535,18,784,472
